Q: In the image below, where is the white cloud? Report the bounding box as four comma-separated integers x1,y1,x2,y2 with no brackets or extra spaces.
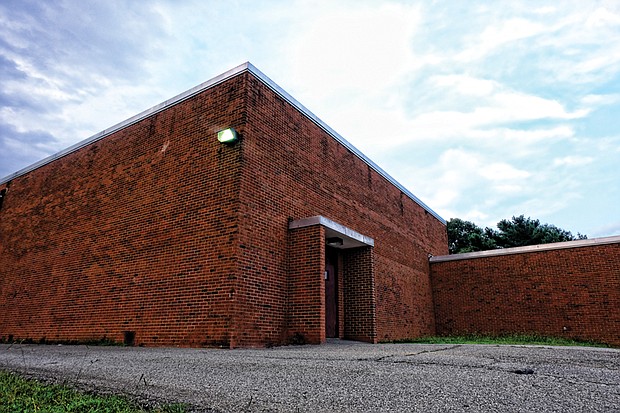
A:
585,6,620,27
534,6,620,85
287,2,421,104
580,93,620,106
427,74,588,121
383,72,585,145
489,126,574,142
590,221,620,238
552,156,594,167
456,18,547,62
402,148,535,216
479,163,530,181
533,6,557,15
3,135,53,159
432,75,498,96
491,92,589,120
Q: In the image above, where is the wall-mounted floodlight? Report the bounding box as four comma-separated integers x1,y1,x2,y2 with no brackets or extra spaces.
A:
217,128,239,144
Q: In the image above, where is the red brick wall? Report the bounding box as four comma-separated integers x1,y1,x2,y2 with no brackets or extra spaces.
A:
343,247,377,343
238,75,447,345
430,240,620,346
287,225,326,344
0,75,248,347
0,68,448,348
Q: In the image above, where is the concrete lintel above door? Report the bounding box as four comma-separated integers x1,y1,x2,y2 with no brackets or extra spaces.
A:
288,216,374,249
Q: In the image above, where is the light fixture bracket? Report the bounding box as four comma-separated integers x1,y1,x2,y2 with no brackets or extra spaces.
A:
326,237,344,247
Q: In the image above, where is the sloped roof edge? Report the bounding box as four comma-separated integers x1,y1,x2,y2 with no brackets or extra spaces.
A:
0,62,445,224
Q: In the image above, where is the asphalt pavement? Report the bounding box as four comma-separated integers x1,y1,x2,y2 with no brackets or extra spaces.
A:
1,340,619,412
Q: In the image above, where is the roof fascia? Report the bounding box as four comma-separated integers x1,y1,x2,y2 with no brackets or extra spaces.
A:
430,235,620,262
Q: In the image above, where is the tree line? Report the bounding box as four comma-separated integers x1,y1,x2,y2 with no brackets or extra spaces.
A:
447,215,587,254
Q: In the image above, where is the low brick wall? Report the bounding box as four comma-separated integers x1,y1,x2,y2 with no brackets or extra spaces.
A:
430,237,620,346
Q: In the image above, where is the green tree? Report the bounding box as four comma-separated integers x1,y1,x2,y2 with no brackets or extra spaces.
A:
447,218,497,254
490,215,586,248
447,215,586,254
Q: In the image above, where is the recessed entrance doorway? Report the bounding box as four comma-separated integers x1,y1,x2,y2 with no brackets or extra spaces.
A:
288,216,377,344
325,247,339,338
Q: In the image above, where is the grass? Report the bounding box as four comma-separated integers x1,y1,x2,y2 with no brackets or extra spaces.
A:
392,334,610,348
0,370,187,413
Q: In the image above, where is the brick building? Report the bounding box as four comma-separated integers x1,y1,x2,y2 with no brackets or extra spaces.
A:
1,63,618,348
0,63,448,348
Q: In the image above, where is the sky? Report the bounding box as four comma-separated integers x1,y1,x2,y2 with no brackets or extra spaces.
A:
1,0,619,237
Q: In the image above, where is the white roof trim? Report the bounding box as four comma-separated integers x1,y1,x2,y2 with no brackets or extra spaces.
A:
430,235,620,262
289,216,375,247
0,62,445,224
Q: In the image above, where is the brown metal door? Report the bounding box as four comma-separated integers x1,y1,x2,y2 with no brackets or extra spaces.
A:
325,249,338,338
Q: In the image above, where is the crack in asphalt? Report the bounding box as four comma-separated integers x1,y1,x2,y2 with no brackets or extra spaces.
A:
357,344,463,362
366,354,620,387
